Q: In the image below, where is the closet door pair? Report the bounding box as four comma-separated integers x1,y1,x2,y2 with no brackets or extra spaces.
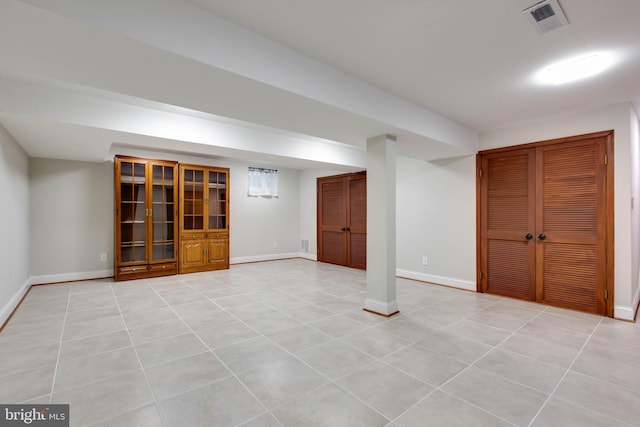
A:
317,172,366,269
478,132,612,316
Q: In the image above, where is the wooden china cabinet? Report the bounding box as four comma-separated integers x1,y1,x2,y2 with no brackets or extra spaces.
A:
114,156,179,281
179,164,230,274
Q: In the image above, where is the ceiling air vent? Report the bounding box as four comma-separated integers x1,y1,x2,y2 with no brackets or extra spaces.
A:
523,0,569,35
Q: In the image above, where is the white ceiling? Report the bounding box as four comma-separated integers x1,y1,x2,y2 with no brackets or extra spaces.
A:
1,0,639,168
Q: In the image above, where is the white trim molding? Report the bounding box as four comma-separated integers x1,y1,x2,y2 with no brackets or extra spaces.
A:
396,269,476,292
297,253,318,262
230,253,303,265
614,305,636,321
1,279,30,328
364,298,399,316
29,269,114,286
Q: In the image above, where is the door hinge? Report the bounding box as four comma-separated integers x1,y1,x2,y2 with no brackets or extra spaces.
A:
480,272,484,280
479,168,483,178
604,289,608,300
604,154,608,165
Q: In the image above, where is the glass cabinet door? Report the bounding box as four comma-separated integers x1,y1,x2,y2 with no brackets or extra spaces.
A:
151,164,176,261
208,171,227,230
182,168,205,231
119,160,147,263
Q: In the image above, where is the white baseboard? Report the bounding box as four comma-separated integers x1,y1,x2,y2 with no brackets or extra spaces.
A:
614,305,636,321
631,285,640,321
29,269,114,286
230,253,304,265
1,279,30,327
396,269,476,292
297,253,317,261
364,298,399,316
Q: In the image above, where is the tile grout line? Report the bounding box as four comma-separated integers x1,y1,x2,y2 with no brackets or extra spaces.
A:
47,286,72,405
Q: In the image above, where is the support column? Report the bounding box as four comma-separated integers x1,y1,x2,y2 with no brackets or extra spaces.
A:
364,134,399,317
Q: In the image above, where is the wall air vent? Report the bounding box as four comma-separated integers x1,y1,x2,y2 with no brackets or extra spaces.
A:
523,0,569,35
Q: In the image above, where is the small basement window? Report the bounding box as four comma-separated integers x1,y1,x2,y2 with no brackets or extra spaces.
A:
247,167,278,197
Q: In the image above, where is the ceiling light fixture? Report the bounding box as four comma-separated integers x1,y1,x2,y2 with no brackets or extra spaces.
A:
537,53,613,85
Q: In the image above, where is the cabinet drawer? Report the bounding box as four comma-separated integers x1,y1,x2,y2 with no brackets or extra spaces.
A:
118,265,149,275
149,263,177,273
207,232,228,240
181,233,204,240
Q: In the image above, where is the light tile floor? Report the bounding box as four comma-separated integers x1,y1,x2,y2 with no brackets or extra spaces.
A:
1,259,639,426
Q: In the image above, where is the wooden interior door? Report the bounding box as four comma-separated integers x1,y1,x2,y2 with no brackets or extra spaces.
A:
347,174,366,269
318,176,347,265
478,131,612,316
317,172,366,269
535,137,608,314
480,149,536,300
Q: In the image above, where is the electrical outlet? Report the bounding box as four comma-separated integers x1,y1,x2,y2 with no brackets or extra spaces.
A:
422,256,428,266
99,253,108,262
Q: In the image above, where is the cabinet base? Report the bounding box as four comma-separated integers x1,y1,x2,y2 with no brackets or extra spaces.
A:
115,263,177,281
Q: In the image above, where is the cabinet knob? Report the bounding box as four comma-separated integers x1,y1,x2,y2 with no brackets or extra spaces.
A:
162,265,166,269
132,268,136,272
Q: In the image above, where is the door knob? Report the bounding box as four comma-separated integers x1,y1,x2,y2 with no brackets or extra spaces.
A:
538,234,546,240
525,234,533,240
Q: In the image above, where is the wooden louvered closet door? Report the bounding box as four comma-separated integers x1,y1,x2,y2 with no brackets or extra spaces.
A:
535,138,607,314
481,149,536,300
479,132,612,316
317,172,366,269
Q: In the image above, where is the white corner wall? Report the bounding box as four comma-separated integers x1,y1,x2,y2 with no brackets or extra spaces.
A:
396,155,477,290
0,124,30,326
630,105,640,320
480,102,636,320
29,158,114,283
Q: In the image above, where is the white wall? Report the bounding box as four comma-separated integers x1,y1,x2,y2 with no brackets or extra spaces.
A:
630,105,640,318
0,124,30,326
395,155,477,290
29,158,114,281
228,163,301,262
479,102,636,320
